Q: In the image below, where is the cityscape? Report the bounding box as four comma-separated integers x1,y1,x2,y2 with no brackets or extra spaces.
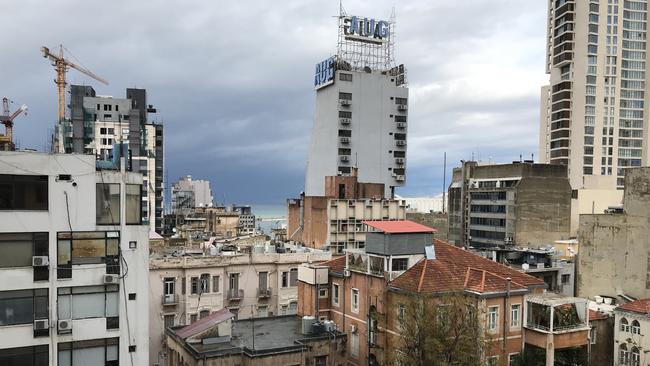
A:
1,1,650,366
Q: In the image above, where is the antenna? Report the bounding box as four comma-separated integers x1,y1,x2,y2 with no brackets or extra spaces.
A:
442,152,447,213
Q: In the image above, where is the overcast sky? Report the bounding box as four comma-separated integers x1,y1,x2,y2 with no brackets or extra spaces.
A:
2,0,548,207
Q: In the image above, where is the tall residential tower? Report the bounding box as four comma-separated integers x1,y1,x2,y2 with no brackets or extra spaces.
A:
540,0,650,190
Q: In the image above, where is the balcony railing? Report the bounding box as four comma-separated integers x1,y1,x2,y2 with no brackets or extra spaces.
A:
162,294,178,306
228,289,244,300
258,288,272,298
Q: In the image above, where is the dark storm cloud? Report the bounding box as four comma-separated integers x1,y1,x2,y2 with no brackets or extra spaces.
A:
1,0,547,205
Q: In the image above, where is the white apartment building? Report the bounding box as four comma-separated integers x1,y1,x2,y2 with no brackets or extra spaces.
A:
148,246,331,365
613,299,650,366
0,151,149,365
171,175,214,214
540,0,650,190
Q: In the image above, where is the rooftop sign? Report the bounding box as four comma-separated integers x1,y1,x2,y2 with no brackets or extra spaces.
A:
314,56,336,89
342,16,390,44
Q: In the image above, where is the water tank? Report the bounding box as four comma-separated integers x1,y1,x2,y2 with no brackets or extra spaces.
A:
522,263,530,271
323,320,335,332
302,316,316,335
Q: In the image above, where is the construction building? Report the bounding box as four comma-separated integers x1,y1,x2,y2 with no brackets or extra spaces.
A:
149,242,331,365
540,0,650,190
297,220,578,365
0,151,149,365
578,166,650,301
447,161,572,249
55,85,164,233
171,176,214,214
287,171,406,252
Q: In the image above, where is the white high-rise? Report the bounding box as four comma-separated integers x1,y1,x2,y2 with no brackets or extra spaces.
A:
304,13,408,198
540,0,650,190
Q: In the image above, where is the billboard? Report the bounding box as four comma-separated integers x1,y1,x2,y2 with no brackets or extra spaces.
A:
314,56,336,89
342,16,390,44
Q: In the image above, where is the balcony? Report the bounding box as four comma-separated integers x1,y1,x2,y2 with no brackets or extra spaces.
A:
228,289,244,300
162,294,178,306
346,250,385,277
258,288,272,298
525,294,589,335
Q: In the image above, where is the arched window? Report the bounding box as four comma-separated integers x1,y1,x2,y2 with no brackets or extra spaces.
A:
631,320,641,335
620,344,629,365
621,318,630,332
631,347,640,366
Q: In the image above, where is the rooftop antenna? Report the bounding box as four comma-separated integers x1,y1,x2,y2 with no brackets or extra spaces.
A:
339,0,346,16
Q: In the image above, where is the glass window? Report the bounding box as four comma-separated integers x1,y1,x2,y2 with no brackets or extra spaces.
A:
332,284,339,306
289,268,298,287
0,289,48,326
191,277,199,294
57,232,120,278
339,73,352,81
58,286,118,320
391,258,408,271
0,345,48,366
58,338,118,366
511,304,521,328
488,306,498,331
200,274,210,294
352,289,359,313
212,276,220,293
0,233,48,268
96,183,120,225
0,175,48,210
125,184,141,225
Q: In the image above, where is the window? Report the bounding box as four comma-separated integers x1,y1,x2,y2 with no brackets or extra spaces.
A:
511,304,520,328
391,258,408,271
508,353,520,366
199,310,210,319
332,284,340,306
57,285,118,327
212,275,220,293
631,320,641,335
395,97,408,105
258,271,268,292
350,332,359,357
0,232,48,268
282,271,289,287
288,302,297,315
0,289,48,326
631,347,640,366
621,317,630,332
289,268,298,287
125,184,141,225
351,289,359,313
56,231,120,278
96,183,121,225
0,175,48,210
190,314,198,324
620,344,630,365
590,326,597,345
339,92,352,100
229,273,239,291
488,306,498,331
190,277,199,294
398,304,406,320
487,356,498,366
58,337,118,366
319,288,328,298
338,111,352,118
339,73,352,81
163,278,175,302
200,274,210,294
0,345,48,366
164,315,174,329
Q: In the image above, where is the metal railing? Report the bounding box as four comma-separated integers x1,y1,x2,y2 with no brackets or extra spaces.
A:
162,294,178,305
227,289,244,300
258,288,272,298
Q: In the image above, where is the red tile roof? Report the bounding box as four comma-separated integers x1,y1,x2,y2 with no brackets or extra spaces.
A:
321,255,346,274
363,220,437,234
589,309,609,321
618,299,650,315
175,308,234,339
389,240,544,294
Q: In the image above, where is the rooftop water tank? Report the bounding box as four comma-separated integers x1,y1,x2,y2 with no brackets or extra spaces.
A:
302,316,316,335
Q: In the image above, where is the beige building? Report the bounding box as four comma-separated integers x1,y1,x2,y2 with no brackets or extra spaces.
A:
578,166,650,300
148,245,331,365
613,299,650,366
540,0,650,191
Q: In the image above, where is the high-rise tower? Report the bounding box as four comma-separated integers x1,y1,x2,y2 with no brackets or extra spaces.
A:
540,0,650,189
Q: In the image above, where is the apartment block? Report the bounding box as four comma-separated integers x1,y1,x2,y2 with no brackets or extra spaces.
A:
613,299,650,366
447,161,572,248
578,166,650,300
288,172,406,252
0,151,149,365
148,244,331,365
298,220,554,366
55,85,164,233
171,175,214,214
540,0,650,189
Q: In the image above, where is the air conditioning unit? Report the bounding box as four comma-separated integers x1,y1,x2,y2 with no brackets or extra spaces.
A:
340,137,350,144
58,319,72,333
396,122,407,129
395,175,405,182
395,158,405,165
350,324,357,333
397,104,408,111
343,269,351,278
103,274,119,284
340,155,350,162
339,118,351,125
396,140,406,146
33,319,49,331
32,256,49,267
339,99,351,106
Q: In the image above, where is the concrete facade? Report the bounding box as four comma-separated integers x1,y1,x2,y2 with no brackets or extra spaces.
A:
614,305,650,366
448,161,572,249
171,175,214,213
148,247,331,365
0,151,149,365
578,167,650,300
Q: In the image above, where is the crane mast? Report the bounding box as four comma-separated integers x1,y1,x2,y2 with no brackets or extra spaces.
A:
0,97,28,151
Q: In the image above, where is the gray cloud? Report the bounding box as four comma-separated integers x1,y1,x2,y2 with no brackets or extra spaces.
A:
2,0,547,206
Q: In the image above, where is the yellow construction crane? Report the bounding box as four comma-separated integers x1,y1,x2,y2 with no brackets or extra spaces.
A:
41,44,108,122
0,97,27,151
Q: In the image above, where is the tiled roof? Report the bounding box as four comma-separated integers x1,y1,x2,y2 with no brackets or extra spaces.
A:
389,240,544,294
618,299,650,315
589,309,609,321
321,256,346,274
363,220,437,234
175,308,234,339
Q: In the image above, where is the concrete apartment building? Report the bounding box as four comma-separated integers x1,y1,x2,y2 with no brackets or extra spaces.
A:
0,151,149,365
287,172,406,252
578,166,650,300
296,220,591,366
55,85,165,233
148,244,331,365
171,175,214,214
613,299,650,366
540,0,650,190
447,161,572,249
